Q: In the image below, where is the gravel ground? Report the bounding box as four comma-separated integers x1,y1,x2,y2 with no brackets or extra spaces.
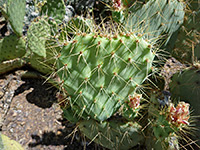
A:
0,71,106,150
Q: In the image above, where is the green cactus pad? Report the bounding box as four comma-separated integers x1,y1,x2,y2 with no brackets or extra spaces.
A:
0,34,26,63
78,118,143,150
41,0,66,23
153,115,175,141
29,41,58,75
27,18,50,58
62,103,91,123
170,68,200,109
57,32,155,121
169,67,200,142
145,133,179,150
0,133,24,150
0,58,26,75
166,1,200,63
6,0,26,36
126,0,185,45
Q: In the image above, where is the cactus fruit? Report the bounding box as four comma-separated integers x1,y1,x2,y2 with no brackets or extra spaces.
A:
126,0,185,45
57,31,155,121
78,118,143,150
169,66,200,142
0,0,26,36
0,133,24,150
0,34,26,63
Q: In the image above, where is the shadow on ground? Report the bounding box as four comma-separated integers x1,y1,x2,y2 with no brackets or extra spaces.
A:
14,78,58,108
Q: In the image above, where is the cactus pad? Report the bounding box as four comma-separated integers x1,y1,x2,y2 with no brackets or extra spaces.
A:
0,34,26,63
58,32,155,121
78,118,143,150
41,0,66,23
6,0,26,36
170,67,200,141
126,0,185,45
27,18,50,58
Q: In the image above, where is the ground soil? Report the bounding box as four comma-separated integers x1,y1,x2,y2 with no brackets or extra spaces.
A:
0,70,106,150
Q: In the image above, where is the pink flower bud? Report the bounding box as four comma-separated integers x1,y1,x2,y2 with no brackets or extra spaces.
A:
128,93,142,110
168,102,190,126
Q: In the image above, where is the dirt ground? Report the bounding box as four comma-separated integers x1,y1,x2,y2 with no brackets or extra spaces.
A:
0,70,106,150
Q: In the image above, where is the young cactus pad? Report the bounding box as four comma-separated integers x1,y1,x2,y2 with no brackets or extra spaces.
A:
27,18,50,58
78,118,143,150
57,32,155,121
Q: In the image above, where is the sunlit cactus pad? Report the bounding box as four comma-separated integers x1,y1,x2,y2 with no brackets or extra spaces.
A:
57,32,155,121
126,0,185,44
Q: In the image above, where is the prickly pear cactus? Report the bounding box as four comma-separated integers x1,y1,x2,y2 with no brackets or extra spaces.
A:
0,133,24,150
66,16,95,34
146,93,191,150
0,58,26,75
27,17,50,58
0,34,26,63
78,118,143,150
41,0,66,23
168,6,200,63
169,66,200,142
126,0,185,45
57,31,155,121
0,0,26,36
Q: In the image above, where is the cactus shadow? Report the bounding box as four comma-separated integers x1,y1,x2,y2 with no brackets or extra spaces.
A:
27,119,105,150
14,78,58,108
